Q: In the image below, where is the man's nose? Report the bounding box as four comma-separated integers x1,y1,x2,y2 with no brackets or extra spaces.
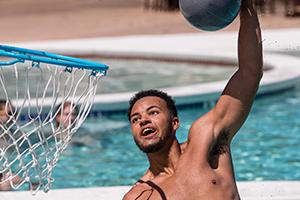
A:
139,115,151,126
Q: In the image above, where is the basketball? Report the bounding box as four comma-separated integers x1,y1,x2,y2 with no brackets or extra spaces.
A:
179,0,241,31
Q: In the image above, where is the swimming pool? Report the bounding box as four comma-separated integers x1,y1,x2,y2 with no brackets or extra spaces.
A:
49,86,300,189
96,58,236,93
0,58,235,98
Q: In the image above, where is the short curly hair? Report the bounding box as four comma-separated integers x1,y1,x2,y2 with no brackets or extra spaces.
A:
127,89,178,120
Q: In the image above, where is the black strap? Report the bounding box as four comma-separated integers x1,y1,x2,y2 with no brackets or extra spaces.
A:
144,180,167,200
137,179,145,183
136,179,167,200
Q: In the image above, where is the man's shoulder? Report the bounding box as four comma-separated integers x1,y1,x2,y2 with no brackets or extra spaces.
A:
123,188,134,200
122,183,148,200
122,187,136,200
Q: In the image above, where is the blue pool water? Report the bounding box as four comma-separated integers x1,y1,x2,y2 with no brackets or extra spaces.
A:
96,59,236,93
51,87,300,189
0,59,235,97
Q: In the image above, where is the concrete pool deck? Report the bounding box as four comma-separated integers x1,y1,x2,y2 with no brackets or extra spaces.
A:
2,28,300,198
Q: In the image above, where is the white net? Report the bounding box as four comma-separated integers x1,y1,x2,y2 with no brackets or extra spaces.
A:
0,60,104,193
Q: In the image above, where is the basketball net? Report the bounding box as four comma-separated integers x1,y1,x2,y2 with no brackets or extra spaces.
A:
0,59,105,193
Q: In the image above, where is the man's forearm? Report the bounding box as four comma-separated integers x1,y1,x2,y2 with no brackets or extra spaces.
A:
238,0,263,76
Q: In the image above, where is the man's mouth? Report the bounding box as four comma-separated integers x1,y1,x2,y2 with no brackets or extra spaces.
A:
141,127,158,139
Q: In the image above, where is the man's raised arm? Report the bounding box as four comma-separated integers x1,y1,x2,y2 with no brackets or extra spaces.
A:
211,0,263,140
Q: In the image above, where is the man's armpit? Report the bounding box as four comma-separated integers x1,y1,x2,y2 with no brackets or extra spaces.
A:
208,131,230,169
211,131,230,156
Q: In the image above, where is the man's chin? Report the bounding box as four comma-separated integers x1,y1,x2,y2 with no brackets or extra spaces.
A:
135,139,164,154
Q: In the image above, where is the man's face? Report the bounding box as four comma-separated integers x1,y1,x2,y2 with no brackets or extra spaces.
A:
0,105,12,124
130,96,179,153
56,105,77,129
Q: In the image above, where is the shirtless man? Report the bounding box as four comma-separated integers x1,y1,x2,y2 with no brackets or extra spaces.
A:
55,101,78,130
0,99,13,125
55,101,93,146
0,99,21,191
123,0,263,199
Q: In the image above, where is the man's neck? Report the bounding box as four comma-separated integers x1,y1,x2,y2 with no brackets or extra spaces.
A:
146,139,181,177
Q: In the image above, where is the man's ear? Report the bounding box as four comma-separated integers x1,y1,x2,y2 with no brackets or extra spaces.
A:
172,117,179,131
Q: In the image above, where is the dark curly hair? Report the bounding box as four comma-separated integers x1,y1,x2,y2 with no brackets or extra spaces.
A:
127,89,178,120
0,99,14,114
0,99,6,110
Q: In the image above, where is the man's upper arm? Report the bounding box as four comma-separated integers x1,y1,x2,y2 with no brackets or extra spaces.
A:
213,69,261,138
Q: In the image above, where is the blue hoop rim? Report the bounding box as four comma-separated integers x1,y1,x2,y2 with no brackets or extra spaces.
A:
0,45,109,73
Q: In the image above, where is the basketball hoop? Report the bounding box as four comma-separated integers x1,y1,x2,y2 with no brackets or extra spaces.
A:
0,45,108,193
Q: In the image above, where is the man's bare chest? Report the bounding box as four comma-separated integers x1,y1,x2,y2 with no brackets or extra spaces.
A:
128,174,237,200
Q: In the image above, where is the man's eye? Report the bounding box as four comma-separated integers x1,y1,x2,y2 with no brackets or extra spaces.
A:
131,118,138,124
150,111,159,115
